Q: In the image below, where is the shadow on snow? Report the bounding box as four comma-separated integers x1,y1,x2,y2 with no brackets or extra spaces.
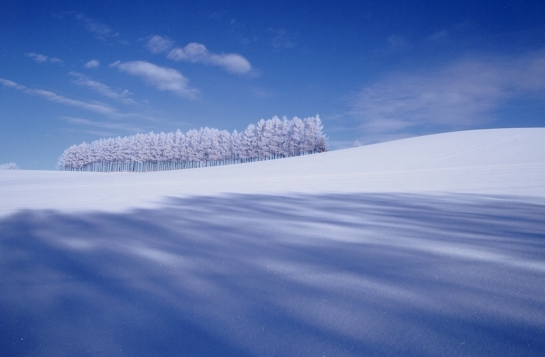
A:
1,193,544,356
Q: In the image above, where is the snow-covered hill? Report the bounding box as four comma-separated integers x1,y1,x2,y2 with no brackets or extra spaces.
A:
1,128,544,357
1,128,544,217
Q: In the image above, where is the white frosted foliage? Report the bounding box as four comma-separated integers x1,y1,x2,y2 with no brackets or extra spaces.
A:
0,163,18,170
58,115,327,172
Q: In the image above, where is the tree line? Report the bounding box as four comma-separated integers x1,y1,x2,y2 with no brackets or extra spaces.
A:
58,115,327,172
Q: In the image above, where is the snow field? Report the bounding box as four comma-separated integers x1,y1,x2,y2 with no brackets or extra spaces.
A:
1,128,544,217
0,128,544,356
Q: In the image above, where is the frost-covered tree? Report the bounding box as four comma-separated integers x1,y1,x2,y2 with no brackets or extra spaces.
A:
241,124,256,162
173,130,186,169
253,119,267,160
266,116,281,159
304,115,326,154
218,130,231,165
184,129,197,168
230,130,242,163
0,162,19,170
289,117,305,156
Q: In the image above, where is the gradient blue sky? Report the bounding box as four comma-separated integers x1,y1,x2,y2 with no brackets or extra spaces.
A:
1,0,544,169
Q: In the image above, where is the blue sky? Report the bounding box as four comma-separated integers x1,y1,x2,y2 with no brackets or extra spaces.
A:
1,0,544,169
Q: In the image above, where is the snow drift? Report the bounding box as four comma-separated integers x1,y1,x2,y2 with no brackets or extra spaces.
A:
1,128,544,357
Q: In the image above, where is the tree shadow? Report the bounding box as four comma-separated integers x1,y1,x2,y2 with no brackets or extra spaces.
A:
1,193,544,356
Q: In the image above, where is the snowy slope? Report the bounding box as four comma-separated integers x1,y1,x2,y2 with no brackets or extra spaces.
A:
1,128,545,357
1,128,544,217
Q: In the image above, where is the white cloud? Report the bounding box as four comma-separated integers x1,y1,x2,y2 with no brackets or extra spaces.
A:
69,72,136,104
0,78,26,90
30,53,47,62
269,28,296,50
429,30,448,41
167,42,252,74
146,35,174,54
28,89,119,115
350,51,545,135
61,116,145,134
250,86,276,99
75,13,118,40
387,35,409,49
27,52,62,64
0,77,119,116
86,22,113,39
168,43,208,62
111,61,199,99
84,59,100,68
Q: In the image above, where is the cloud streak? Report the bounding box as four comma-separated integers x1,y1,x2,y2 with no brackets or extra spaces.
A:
0,78,119,116
0,78,26,90
145,36,252,75
269,29,297,50
61,116,145,135
111,61,199,99
27,52,62,64
350,51,545,135
75,13,119,41
69,72,136,104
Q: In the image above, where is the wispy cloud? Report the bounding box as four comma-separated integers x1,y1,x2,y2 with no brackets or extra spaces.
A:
111,60,199,99
26,52,62,64
28,89,119,116
268,29,296,50
387,35,409,50
69,72,136,104
145,35,174,54
209,14,258,46
84,59,100,68
428,30,449,41
350,50,545,136
0,78,26,90
55,11,125,44
0,78,119,116
61,116,145,135
250,86,277,99
229,18,258,46
75,13,119,41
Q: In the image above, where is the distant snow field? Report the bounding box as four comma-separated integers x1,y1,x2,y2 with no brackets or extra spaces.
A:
1,128,544,356
1,128,544,216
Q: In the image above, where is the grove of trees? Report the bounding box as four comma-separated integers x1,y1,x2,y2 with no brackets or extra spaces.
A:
58,115,327,172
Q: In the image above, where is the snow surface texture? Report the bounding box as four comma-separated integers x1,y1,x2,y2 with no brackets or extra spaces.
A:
1,128,544,356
